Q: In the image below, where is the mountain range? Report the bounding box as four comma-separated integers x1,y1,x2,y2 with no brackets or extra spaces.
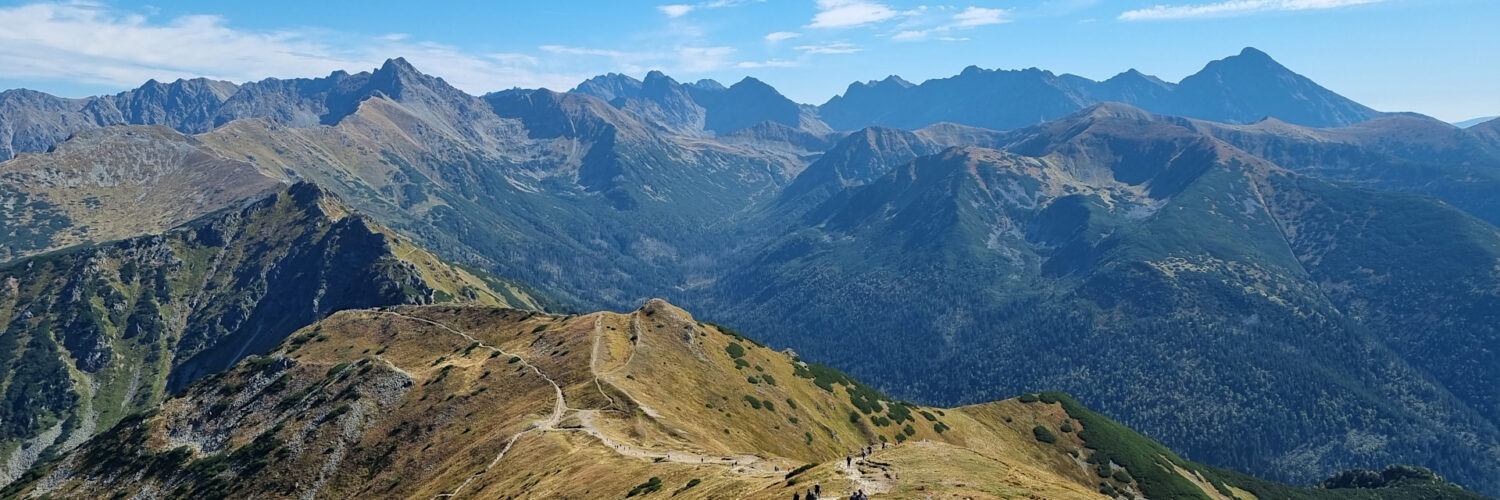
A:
3,299,1483,499
2,47,1499,497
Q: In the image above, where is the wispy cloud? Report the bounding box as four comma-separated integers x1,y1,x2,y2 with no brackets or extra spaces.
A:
795,42,863,55
539,45,632,58
0,2,584,93
737,59,799,68
806,0,898,28
890,6,1011,41
952,7,1009,27
764,31,802,43
677,46,736,71
659,4,695,17
1119,0,1381,21
656,0,764,18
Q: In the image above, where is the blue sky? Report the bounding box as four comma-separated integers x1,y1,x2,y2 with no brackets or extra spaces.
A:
0,0,1494,121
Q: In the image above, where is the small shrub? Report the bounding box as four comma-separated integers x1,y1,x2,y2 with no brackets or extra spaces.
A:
726,343,746,359
1113,469,1135,483
673,478,702,496
327,404,352,420
1018,394,1039,403
326,362,351,377
785,463,816,480
626,477,663,497
1033,425,1057,444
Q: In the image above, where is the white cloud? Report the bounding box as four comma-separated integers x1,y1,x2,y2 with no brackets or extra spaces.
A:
806,0,898,28
737,59,799,68
765,31,802,43
891,30,929,41
0,2,584,94
657,0,764,17
952,7,1010,27
539,45,630,58
889,6,1011,42
1119,0,1382,20
659,4,695,17
794,42,863,55
678,46,736,72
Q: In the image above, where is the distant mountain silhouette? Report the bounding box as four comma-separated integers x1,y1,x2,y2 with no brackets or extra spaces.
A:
819,47,1383,131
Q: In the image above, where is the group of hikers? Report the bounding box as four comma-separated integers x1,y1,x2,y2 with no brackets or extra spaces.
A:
790,482,870,500
791,441,892,499
790,485,870,500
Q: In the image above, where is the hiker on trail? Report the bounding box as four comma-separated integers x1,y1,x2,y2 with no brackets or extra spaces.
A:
846,455,851,467
792,491,800,500
815,482,821,497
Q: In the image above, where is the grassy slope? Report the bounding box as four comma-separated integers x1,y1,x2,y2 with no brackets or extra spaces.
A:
0,125,282,260
0,184,548,485
9,300,1483,499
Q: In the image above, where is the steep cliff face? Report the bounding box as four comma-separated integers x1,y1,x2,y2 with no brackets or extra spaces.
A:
0,183,548,483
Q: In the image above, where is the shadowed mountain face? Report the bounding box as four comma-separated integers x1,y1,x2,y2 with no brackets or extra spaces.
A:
819,47,1384,131
4,300,1483,500
712,105,1500,491
573,71,825,135
0,184,547,483
0,79,239,160
3,54,1500,495
1157,113,1500,228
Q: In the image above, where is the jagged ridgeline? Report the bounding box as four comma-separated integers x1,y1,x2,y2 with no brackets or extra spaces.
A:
3,301,1481,499
0,183,550,483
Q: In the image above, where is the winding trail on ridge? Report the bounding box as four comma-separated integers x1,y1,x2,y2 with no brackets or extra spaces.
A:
360,309,786,499
365,310,565,500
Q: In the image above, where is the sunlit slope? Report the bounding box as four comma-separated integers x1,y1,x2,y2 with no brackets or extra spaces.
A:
0,182,548,485
12,300,1481,499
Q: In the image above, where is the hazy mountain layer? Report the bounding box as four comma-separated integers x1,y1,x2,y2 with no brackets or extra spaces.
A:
819,48,1384,131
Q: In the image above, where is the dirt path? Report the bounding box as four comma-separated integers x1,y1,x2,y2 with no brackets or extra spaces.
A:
364,309,787,499
588,313,621,409
840,456,895,497
567,410,781,474
367,310,567,499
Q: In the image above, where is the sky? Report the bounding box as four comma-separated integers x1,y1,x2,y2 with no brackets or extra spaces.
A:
0,0,1495,122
